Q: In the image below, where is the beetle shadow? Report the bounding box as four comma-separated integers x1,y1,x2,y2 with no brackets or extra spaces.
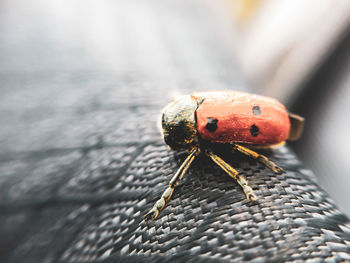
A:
161,143,285,221
172,144,265,191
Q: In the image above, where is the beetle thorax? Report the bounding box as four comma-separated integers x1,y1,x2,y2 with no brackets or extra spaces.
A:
161,96,199,151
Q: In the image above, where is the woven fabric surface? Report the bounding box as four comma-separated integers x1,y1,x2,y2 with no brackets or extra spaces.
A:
1,0,350,262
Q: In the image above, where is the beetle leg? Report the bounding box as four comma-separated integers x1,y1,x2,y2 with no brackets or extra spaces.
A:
207,151,257,202
233,144,283,172
144,147,198,220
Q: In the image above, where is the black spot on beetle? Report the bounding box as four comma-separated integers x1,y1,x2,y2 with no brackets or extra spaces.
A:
205,117,218,132
250,124,259,137
252,105,261,115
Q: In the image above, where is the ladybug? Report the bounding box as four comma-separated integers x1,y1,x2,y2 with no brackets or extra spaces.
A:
145,90,304,220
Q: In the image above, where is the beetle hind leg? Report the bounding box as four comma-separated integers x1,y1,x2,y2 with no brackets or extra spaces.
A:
207,151,257,202
233,144,283,173
144,147,198,220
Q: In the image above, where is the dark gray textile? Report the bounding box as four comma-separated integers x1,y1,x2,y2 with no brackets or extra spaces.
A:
1,0,350,262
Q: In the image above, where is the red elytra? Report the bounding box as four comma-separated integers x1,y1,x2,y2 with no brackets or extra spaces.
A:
192,90,290,146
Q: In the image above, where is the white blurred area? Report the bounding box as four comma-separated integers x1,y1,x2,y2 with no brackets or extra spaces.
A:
0,0,244,87
2,0,350,98
227,0,350,104
0,1,156,72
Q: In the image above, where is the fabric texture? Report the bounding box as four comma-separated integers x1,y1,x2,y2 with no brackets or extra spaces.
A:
1,0,350,262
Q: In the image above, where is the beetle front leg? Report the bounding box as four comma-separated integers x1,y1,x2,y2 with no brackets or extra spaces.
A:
233,144,283,173
207,151,257,202
144,147,198,220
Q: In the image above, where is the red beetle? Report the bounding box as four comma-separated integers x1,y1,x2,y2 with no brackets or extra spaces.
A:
145,90,304,220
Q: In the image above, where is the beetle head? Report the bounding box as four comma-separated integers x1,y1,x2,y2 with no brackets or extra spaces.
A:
161,96,199,151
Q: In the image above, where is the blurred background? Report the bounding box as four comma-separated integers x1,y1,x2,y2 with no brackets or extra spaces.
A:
228,0,350,216
227,0,350,215
1,0,350,227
